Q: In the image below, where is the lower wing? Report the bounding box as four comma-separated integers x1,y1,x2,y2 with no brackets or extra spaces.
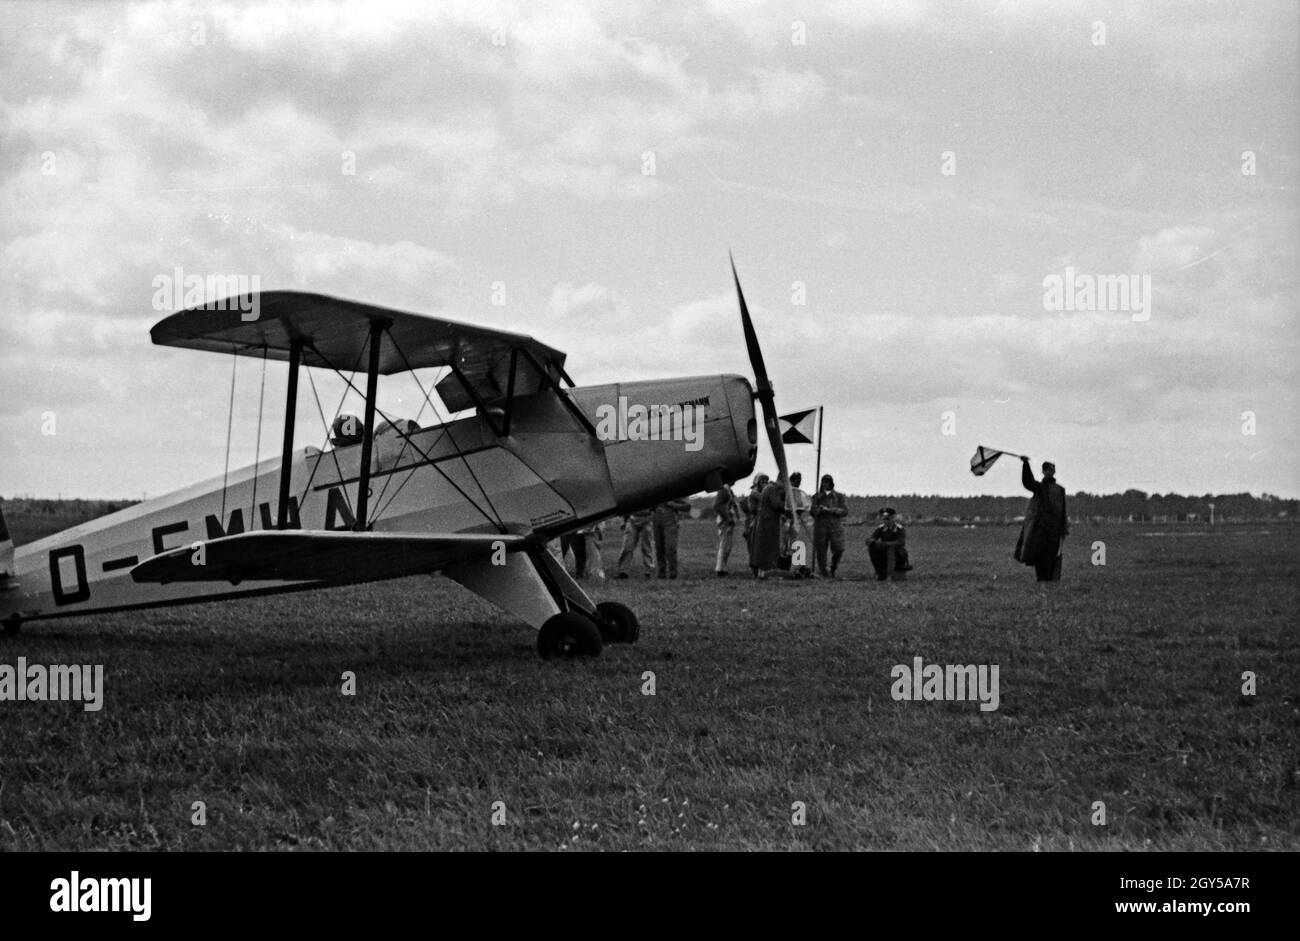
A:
130,531,528,586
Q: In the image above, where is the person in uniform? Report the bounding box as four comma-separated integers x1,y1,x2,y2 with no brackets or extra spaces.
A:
615,509,656,578
810,473,848,577
754,473,789,578
652,499,692,579
782,472,812,568
712,482,739,577
867,507,912,580
742,474,769,576
1014,457,1068,582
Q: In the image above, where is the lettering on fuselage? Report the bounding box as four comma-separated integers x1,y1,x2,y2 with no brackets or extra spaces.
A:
324,488,355,531
44,499,306,608
259,498,300,530
205,497,300,539
530,509,569,528
151,521,189,555
48,545,89,606
206,508,245,539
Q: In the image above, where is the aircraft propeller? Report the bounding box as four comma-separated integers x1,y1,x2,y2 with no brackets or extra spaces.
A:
730,253,814,572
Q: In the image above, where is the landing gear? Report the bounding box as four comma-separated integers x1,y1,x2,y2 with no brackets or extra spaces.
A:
595,601,640,645
537,612,603,660
2,617,20,636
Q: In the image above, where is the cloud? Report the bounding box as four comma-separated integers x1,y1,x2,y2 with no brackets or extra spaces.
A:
1132,226,1220,272
0,0,1295,499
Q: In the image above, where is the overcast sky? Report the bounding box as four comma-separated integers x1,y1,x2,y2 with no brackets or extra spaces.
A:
2,0,1296,501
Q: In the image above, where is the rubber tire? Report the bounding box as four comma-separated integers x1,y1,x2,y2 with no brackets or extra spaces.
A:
537,612,603,660
595,601,640,644
2,617,20,636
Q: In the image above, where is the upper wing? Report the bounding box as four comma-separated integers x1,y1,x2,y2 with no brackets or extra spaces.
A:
130,530,529,586
150,291,567,394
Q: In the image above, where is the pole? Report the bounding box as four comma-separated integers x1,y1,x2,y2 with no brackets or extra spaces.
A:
815,406,823,485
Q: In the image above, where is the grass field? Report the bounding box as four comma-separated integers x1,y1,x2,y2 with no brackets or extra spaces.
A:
1,515,1296,851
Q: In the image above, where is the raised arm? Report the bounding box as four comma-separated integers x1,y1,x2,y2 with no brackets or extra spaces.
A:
1021,457,1037,493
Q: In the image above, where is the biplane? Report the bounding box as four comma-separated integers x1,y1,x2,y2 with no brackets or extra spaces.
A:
0,260,809,658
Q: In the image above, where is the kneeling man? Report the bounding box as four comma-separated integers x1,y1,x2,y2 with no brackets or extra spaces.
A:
867,507,912,580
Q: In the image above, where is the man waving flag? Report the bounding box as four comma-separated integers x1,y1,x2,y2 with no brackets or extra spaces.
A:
970,445,1024,476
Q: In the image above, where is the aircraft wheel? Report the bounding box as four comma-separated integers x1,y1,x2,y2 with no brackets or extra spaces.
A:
595,601,639,644
2,617,20,636
537,612,603,660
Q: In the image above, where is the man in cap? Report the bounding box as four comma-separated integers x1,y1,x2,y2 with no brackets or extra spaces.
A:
781,472,812,569
867,507,912,580
331,413,363,448
809,473,848,577
1014,457,1068,582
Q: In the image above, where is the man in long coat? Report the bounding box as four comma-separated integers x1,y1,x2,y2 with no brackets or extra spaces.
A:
1014,457,1068,582
752,473,788,577
742,474,769,575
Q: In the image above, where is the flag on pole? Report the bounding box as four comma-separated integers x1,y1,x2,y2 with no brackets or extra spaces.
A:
779,408,818,445
970,446,1005,476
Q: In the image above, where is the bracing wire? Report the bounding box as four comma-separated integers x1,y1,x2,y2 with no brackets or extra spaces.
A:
370,362,447,516
325,360,504,532
249,345,268,525
377,334,506,530
219,344,238,521
296,339,370,515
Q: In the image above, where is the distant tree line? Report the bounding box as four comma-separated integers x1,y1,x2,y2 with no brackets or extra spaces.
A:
1,497,138,517
692,490,1296,524
4,491,1294,530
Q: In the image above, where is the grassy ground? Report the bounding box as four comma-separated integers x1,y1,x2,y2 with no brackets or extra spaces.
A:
1,515,1296,850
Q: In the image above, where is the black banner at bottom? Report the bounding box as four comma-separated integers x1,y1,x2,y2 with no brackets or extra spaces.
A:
1,850,1284,928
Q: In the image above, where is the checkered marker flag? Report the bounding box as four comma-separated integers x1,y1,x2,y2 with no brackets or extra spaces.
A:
969,445,1022,476
779,408,818,445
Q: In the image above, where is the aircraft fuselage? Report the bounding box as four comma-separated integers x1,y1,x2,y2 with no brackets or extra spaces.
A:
1,374,756,625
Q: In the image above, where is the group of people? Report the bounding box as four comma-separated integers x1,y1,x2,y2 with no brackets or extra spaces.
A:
552,499,696,581
554,456,1068,585
712,471,910,581
611,500,692,579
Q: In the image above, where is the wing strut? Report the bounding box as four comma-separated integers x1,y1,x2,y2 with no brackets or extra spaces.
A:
276,337,304,529
517,347,598,436
308,334,508,533
353,319,389,531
